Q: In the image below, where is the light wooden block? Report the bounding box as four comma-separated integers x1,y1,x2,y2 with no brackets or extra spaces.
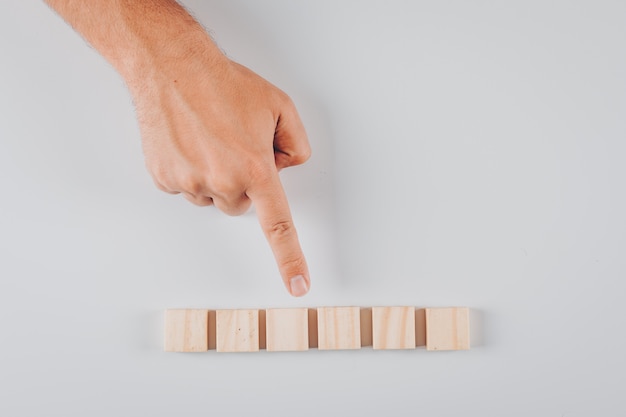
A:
164,309,209,352
265,308,309,352
216,309,259,353
425,307,470,351
372,306,416,350
317,307,361,350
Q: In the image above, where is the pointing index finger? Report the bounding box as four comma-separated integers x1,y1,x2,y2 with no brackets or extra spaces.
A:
247,171,310,297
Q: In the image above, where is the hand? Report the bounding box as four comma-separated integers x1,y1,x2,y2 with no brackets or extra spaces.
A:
44,0,312,296
130,47,312,297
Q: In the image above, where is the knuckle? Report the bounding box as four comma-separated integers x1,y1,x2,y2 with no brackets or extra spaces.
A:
185,193,210,207
250,164,274,185
267,219,295,240
209,176,240,199
179,175,203,195
151,172,177,194
279,255,306,272
154,182,169,193
291,144,312,165
214,196,251,217
149,165,168,185
275,89,293,107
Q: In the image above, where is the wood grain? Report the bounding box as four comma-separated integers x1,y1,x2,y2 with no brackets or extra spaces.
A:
372,306,416,350
164,309,209,352
164,306,470,353
216,309,259,353
317,307,361,350
265,308,309,352
425,307,470,351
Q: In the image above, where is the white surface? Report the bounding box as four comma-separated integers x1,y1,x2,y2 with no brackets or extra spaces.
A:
1,1,625,415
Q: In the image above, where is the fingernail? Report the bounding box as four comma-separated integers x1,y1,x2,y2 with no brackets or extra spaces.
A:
289,275,309,297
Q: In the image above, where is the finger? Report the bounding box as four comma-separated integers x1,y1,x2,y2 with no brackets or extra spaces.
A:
182,192,214,207
154,180,181,195
273,96,311,170
212,194,252,216
247,171,310,297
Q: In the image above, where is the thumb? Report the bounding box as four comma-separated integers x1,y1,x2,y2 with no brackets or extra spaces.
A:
273,96,311,170
247,170,310,297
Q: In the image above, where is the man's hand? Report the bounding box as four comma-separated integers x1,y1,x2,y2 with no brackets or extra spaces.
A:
45,0,311,296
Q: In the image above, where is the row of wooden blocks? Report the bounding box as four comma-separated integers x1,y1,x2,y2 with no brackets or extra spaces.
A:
165,307,470,353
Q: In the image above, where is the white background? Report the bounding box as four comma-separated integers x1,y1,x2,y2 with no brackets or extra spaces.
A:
1,1,625,415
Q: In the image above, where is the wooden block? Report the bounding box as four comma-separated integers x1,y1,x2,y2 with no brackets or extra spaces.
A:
216,309,259,353
317,307,361,350
425,307,470,351
372,306,416,350
265,308,309,352
164,309,209,352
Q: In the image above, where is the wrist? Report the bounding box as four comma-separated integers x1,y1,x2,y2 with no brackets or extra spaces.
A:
117,28,226,91
46,0,227,88
110,14,226,90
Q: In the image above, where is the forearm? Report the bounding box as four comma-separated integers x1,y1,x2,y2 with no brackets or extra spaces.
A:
44,0,225,86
